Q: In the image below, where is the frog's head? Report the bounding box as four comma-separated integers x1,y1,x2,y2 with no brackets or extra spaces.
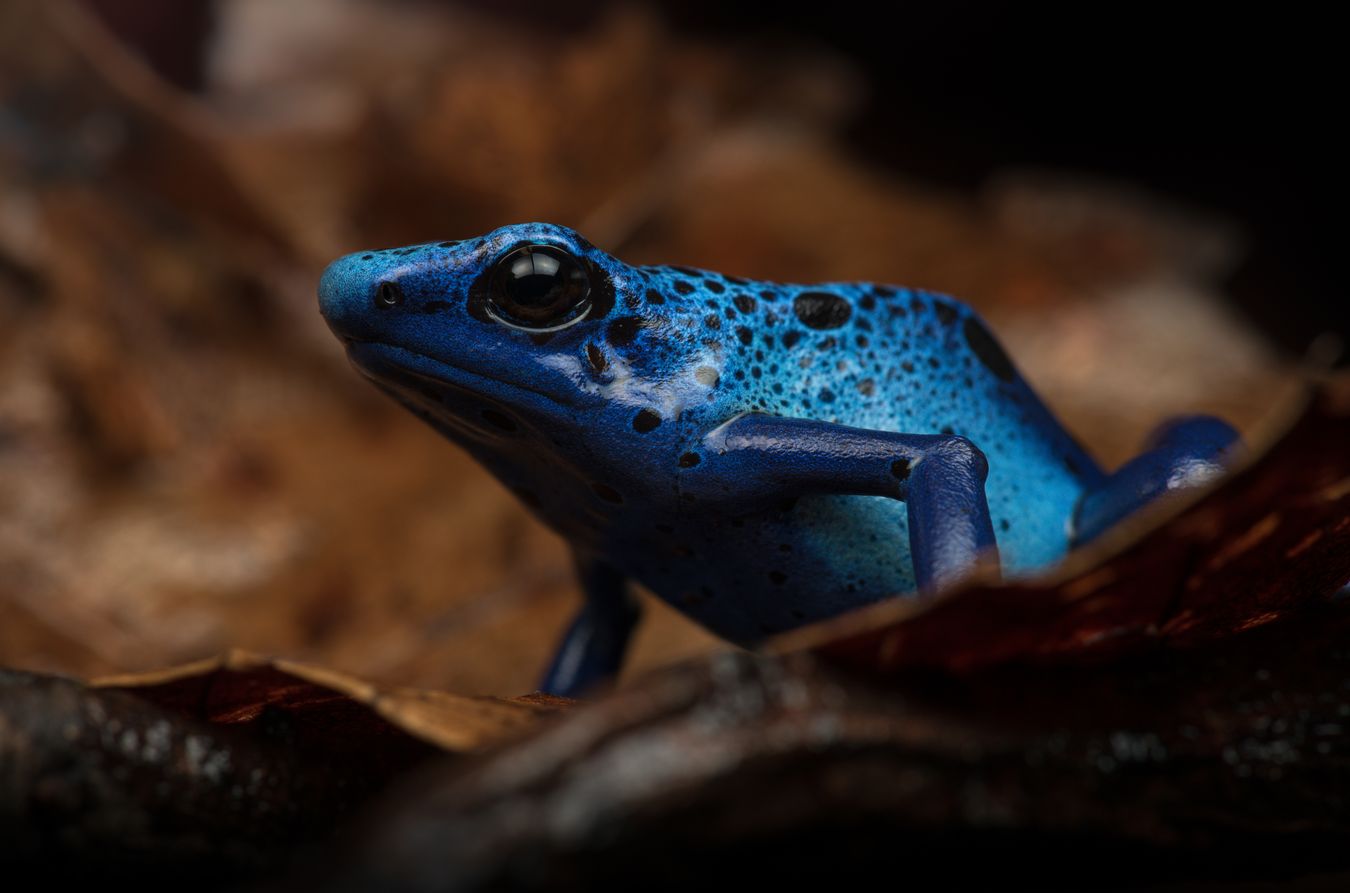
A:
319,223,723,529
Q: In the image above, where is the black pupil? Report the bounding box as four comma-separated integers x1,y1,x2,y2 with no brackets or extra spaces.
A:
491,245,590,328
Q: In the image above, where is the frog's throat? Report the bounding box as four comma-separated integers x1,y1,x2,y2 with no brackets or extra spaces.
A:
344,340,576,410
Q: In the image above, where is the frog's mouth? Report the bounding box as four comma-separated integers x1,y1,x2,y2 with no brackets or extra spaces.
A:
344,340,576,414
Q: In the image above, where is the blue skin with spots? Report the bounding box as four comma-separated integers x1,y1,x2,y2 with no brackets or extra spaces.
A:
319,222,1240,696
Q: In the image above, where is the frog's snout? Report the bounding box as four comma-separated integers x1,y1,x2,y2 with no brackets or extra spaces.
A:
318,251,380,340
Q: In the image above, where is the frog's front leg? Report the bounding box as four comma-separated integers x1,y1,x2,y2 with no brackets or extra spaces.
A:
1072,415,1240,545
693,414,1000,593
539,553,642,697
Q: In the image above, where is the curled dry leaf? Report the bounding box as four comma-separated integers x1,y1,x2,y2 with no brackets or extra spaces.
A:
95,648,570,753
320,602,1350,891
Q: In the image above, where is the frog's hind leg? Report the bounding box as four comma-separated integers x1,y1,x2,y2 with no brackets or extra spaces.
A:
1072,415,1240,546
691,414,1000,594
904,435,1003,591
539,554,641,697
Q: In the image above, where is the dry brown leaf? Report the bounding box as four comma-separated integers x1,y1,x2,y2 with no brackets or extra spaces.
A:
96,648,569,754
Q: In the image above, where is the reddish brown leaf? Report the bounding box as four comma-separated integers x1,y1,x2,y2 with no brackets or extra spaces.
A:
97,649,568,753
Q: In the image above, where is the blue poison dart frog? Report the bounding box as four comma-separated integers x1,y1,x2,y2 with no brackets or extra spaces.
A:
319,223,1240,696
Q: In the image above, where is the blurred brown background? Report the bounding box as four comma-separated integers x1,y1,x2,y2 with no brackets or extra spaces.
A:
0,0,1341,695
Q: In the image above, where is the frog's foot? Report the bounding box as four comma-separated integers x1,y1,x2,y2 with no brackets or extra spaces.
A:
692,414,1000,594
539,555,641,698
1072,415,1240,546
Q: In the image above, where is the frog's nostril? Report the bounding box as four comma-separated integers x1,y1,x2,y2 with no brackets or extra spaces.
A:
375,281,404,309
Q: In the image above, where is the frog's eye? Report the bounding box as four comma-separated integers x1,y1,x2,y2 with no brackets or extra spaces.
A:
486,244,593,331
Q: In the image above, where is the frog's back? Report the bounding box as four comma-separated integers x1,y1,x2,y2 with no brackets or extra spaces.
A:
623,268,1098,641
